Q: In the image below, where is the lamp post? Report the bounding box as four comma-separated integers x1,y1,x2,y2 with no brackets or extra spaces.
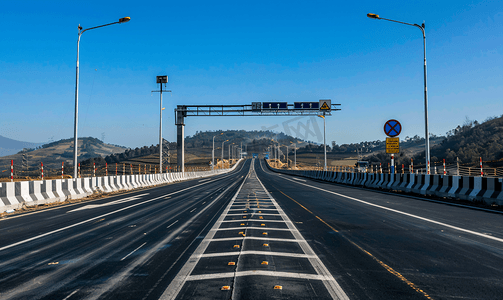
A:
73,16,131,178
212,133,223,170
367,13,430,174
318,113,327,171
222,139,228,168
153,76,170,173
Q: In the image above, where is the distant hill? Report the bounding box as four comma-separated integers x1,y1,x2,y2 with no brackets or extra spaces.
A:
0,135,43,157
423,115,503,165
0,137,126,176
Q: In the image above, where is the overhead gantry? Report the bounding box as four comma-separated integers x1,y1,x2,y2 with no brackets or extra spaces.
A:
174,101,341,172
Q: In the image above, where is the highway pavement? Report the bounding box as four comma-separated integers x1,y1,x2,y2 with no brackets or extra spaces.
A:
0,158,502,300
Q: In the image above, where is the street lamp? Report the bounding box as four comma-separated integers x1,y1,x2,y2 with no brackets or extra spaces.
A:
212,133,223,170
73,16,131,178
367,13,430,173
221,139,229,169
318,113,327,171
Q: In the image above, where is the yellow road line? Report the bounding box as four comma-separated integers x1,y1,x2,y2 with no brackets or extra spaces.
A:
276,187,433,300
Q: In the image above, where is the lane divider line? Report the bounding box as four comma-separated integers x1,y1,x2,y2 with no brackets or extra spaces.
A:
120,242,147,261
186,271,327,281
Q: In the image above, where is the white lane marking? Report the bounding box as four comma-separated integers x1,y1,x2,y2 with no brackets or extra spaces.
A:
160,165,252,300
278,175,503,244
190,208,197,213
198,178,212,183
210,237,299,242
291,177,307,182
255,169,349,300
166,220,179,229
187,271,326,281
62,289,80,300
225,213,279,216
120,242,147,261
0,176,237,252
213,227,290,231
200,251,314,258
228,208,276,211
67,194,149,212
221,219,288,223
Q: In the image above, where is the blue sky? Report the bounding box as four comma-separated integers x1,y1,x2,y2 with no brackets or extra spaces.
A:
1,0,502,148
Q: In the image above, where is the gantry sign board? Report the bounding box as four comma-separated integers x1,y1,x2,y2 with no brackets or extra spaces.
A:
384,119,401,154
319,99,331,111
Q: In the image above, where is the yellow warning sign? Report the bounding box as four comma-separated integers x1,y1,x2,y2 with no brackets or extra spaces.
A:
386,137,399,154
319,99,331,111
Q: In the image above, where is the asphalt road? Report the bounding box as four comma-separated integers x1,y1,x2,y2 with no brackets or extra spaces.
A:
1,158,502,300
256,159,503,300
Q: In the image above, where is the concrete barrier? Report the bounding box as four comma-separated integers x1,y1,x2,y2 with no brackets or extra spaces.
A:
0,160,243,214
265,160,503,207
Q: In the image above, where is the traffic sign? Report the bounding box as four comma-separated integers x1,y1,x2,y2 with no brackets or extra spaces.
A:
263,102,287,110
386,137,399,153
384,119,402,137
294,102,320,110
319,99,331,111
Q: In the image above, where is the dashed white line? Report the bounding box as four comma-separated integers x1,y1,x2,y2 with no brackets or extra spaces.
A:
166,220,179,229
190,208,197,213
120,242,147,261
62,289,80,300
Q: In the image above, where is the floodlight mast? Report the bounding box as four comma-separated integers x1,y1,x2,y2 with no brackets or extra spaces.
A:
152,76,171,173
173,102,341,172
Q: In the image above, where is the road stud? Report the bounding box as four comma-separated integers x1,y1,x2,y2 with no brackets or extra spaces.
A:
261,224,265,226
259,216,263,219
243,216,247,219
233,245,240,248
261,261,269,265
221,286,231,291
228,262,236,266
258,211,262,213
262,232,268,235
274,285,283,290
240,223,245,226
263,243,269,247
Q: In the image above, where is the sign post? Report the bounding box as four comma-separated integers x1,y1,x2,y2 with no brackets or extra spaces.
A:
384,119,402,174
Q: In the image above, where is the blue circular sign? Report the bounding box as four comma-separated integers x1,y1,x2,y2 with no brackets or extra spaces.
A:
384,119,402,137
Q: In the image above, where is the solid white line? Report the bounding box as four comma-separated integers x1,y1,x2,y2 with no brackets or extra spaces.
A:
221,219,289,223
186,271,327,281
166,220,179,229
210,237,298,242
200,251,314,258
228,208,277,211
213,227,290,231
278,175,503,244
120,242,147,261
225,213,278,216
291,177,307,182
0,176,236,252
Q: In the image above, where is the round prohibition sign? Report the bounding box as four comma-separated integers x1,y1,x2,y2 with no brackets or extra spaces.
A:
384,119,402,137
